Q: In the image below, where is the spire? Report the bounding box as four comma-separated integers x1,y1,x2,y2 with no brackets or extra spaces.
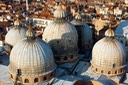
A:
105,25,114,37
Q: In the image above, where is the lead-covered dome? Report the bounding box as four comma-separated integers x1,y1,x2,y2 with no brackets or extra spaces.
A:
115,20,128,36
5,19,27,46
43,6,78,64
71,13,93,53
115,20,128,42
91,29,126,76
4,19,27,53
9,28,56,84
115,20,128,61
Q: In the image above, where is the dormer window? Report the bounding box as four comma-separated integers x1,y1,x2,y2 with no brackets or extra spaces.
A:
113,63,116,68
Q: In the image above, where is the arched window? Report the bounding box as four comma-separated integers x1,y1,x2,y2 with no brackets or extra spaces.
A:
57,41,59,43
17,69,21,75
121,69,123,72
115,71,117,74
34,78,38,83
64,57,67,60
43,76,47,80
51,72,54,76
120,40,123,43
71,55,73,59
24,79,29,83
101,70,104,73
108,71,111,74
96,68,98,71
10,74,13,79
113,63,116,68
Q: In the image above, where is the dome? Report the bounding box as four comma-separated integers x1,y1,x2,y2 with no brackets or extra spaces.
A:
43,7,78,64
115,20,128,41
4,20,27,53
9,28,56,84
5,19,27,46
115,20,128,36
5,27,27,46
81,24,93,48
91,29,126,76
71,13,93,53
114,20,128,60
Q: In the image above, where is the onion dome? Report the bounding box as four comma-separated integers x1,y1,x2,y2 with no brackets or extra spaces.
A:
4,19,27,53
71,13,93,53
9,27,56,84
105,28,114,37
91,29,126,76
43,6,78,64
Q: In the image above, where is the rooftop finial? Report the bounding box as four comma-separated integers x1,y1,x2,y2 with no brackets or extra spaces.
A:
54,5,67,18
105,24,114,37
26,20,35,40
14,15,20,28
109,24,111,29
